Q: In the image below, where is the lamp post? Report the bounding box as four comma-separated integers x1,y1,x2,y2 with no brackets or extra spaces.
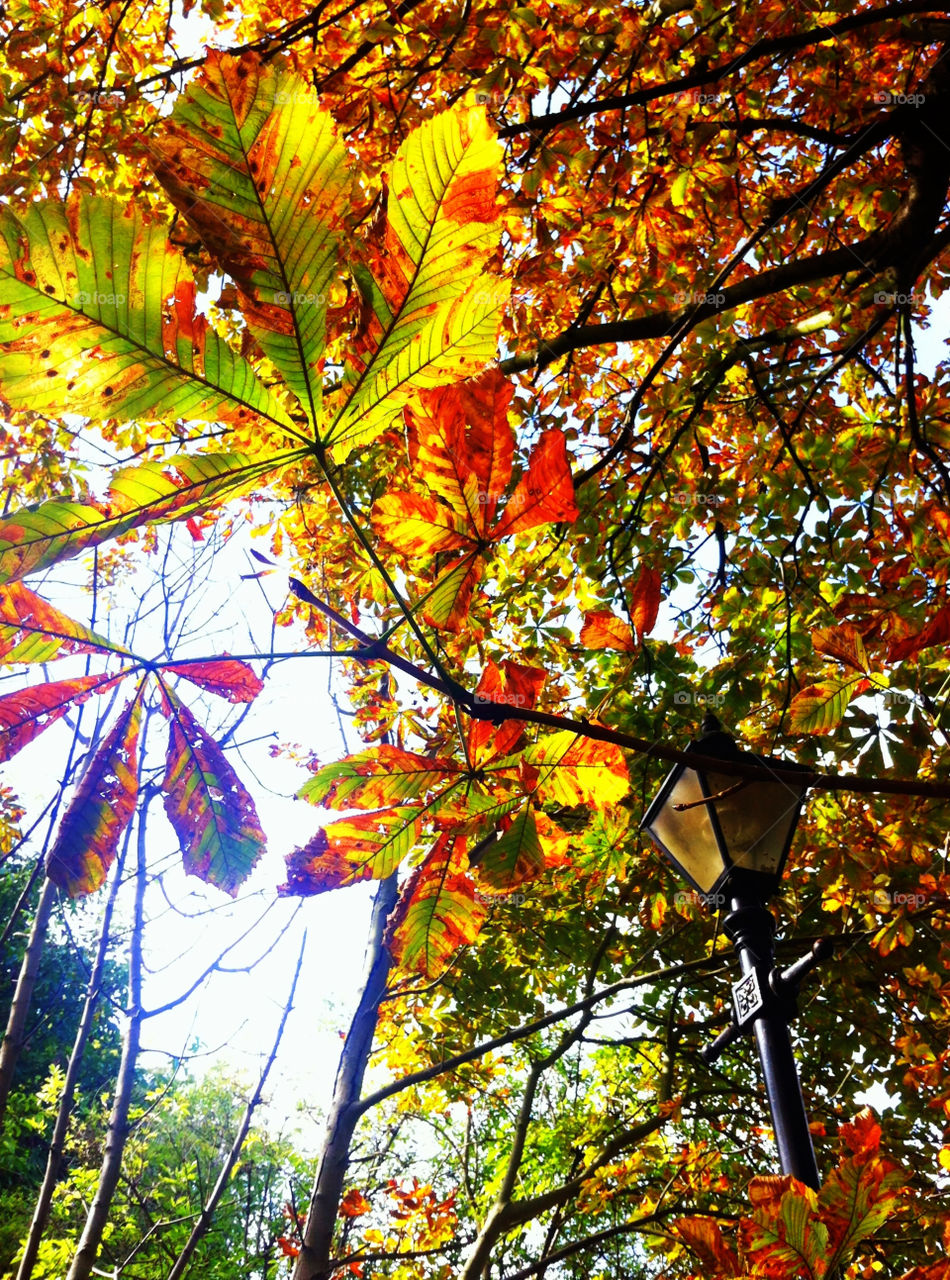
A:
641,713,827,1189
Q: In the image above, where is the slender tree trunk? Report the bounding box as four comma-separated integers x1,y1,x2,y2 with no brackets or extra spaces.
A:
14,826,131,1280
65,797,150,1280
164,933,306,1280
291,873,398,1280
0,874,57,1131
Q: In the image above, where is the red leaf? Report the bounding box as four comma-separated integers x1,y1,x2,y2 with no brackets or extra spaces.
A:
630,564,662,639
580,610,636,652
160,692,266,896
813,623,870,673
0,582,127,664
384,834,487,976
469,658,546,761
888,602,950,661
493,428,579,537
47,695,142,897
277,1237,300,1258
407,370,515,532
278,807,420,895
165,658,264,703
339,1188,371,1218
0,673,120,762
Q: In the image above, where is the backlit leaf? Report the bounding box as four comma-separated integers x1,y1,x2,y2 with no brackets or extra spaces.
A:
630,564,662,639
298,744,461,810
0,450,294,585
384,834,486,976
46,693,142,897
493,429,579,537
160,690,266,896
279,807,422,894
165,659,264,704
478,805,544,892
0,582,128,664
0,672,121,762
580,610,636,652
0,195,294,428
520,731,630,806
789,677,867,734
152,51,354,429
813,623,870,673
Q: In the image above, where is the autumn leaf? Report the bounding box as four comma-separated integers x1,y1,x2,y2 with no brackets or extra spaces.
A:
0,672,122,762
629,564,662,639
0,194,294,429
888,602,950,661
151,50,355,431
298,744,462,810
165,659,264,704
580,610,636,652
384,834,486,976
160,689,266,896
374,373,578,630
0,581,129,664
328,104,509,458
0,451,293,586
279,806,422,894
813,623,870,673
46,693,142,897
339,1188,371,1218
518,731,630,806
788,676,869,735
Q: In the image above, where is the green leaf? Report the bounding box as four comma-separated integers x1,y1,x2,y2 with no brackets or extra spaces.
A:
325,102,508,459
160,689,266,896
152,50,355,430
46,693,142,897
384,834,486,976
0,582,130,664
478,805,544,892
0,450,296,585
789,676,867,734
0,194,294,429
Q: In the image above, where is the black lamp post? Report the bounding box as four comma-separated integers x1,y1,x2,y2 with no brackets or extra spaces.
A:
641,713,828,1189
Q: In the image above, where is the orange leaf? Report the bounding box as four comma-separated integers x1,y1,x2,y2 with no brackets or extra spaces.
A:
813,623,869,673
889,602,950,661
580,610,636,652
339,1188,371,1218
630,564,662,639
469,658,546,761
0,673,120,762
372,492,471,557
385,834,487,976
493,429,579,537
674,1216,740,1273
46,695,142,897
166,659,264,704
408,369,515,533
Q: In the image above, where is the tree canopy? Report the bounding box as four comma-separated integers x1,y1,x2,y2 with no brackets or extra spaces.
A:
1,1,950,1278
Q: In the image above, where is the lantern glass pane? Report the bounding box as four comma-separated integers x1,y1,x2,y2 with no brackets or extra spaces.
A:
645,767,726,894
706,771,806,878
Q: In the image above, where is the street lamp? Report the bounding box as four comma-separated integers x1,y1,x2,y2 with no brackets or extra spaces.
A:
641,713,828,1189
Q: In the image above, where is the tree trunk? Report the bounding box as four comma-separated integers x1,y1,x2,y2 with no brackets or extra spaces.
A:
65,799,150,1280
0,874,57,1131
291,873,398,1280
15,827,130,1280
